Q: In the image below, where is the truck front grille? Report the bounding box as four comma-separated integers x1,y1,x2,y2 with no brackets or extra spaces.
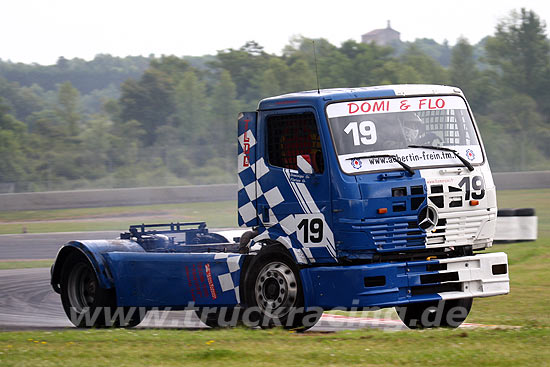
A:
358,218,426,251
426,209,495,247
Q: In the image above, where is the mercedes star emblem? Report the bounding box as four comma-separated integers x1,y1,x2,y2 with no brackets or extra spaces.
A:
418,205,439,232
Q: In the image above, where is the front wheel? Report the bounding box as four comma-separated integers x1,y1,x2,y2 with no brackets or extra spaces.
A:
396,298,473,329
60,251,145,328
243,247,321,331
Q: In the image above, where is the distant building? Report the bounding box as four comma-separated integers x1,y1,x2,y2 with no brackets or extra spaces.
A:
361,21,401,46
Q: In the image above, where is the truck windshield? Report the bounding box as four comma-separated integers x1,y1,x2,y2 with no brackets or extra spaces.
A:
326,95,483,174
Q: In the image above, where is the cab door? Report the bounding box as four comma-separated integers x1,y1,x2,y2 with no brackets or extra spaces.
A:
255,108,336,264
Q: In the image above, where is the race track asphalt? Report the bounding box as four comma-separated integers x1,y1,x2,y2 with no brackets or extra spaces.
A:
0,267,409,331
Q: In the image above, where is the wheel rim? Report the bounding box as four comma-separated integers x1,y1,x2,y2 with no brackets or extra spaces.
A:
67,263,97,313
255,261,298,317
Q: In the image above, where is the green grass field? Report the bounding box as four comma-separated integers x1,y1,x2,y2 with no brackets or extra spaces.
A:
0,260,53,270
0,327,548,367
0,201,237,235
0,189,549,366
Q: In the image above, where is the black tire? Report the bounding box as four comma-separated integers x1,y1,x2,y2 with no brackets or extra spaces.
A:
514,208,536,216
195,307,243,328
60,251,145,328
497,208,516,217
243,247,321,331
396,298,473,329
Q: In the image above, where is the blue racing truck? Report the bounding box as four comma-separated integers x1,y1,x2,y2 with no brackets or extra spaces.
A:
51,85,509,330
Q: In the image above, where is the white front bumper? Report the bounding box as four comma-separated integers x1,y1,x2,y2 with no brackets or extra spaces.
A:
437,252,510,300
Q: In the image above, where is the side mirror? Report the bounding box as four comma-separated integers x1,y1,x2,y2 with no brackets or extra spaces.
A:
297,154,314,174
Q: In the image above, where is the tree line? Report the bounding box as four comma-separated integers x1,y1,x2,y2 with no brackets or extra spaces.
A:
1,8,549,192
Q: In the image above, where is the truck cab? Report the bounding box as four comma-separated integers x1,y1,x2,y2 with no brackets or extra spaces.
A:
238,85,508,327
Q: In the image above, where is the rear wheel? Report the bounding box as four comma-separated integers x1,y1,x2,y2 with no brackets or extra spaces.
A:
243,247,321,331
60,251,145,328
396,298,473,329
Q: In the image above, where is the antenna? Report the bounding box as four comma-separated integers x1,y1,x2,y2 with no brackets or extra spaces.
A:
312,40,321,94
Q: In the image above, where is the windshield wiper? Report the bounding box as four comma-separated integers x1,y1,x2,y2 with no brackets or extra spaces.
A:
408,144,474,171
347,154,415,176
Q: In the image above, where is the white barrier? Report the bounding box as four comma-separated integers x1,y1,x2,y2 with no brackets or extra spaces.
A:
0,184,238,211
494,208,538,243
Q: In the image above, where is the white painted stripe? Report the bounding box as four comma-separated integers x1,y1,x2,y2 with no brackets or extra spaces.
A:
325,236,337,258
282,169,337,260
297,155,313,174
295,182,319,213
283,169,308,214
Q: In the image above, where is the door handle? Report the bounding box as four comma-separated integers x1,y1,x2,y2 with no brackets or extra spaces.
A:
258,204,270,223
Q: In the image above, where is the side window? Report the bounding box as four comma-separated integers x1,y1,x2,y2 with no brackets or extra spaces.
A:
266,112,324,173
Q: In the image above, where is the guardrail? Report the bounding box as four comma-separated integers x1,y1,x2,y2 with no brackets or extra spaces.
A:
0,171,548,211
492,170,550,190
0,184,237,211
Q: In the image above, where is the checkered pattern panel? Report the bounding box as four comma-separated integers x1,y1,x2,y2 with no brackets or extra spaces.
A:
237,112,259,227
249,214,336,265
214,253,244,303
239,153,291,228
251,225,315,265
241,164,338,265
236,113,337,265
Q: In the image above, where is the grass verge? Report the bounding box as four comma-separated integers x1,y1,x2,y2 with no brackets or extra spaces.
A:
0,201,237,235
0,327,548,366
0,260,53,270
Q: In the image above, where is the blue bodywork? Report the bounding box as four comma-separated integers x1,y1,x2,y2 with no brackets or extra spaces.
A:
51,223,245,307
237,87,435,265
52,87,501,311
105,252,243,308
301,260,450,309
